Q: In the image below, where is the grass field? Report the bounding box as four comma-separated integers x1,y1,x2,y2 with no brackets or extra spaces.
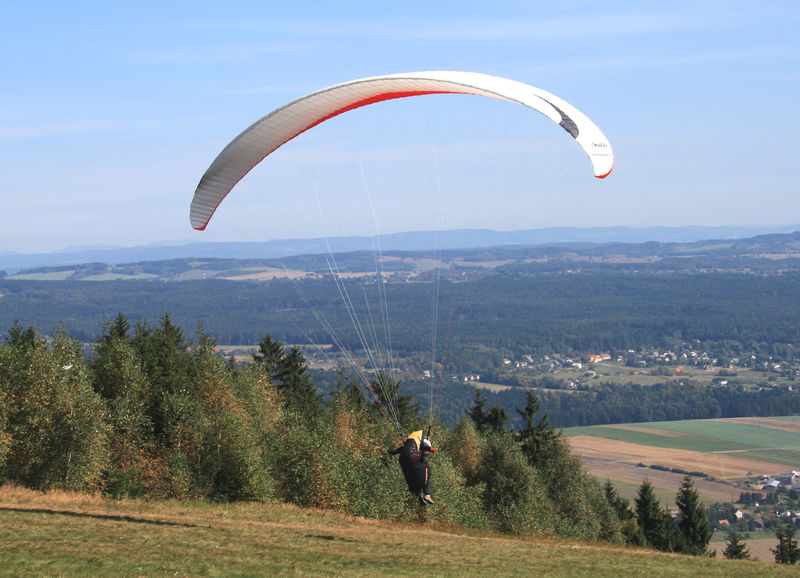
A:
1,485,794,576
566,417,800,510
565,417,800,476
709,532,781,564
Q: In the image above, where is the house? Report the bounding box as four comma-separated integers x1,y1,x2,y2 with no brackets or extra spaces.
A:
765,479,781,491
734,509,744,520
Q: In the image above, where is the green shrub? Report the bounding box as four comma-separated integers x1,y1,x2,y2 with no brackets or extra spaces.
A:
0,385,9,483
476,433,556,534
1,327,109,491
534,436,623,542
160,344,280,501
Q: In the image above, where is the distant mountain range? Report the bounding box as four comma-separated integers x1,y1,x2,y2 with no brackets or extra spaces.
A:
2,224,799,274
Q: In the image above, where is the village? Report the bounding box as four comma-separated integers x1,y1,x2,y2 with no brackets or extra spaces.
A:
460,341,800,391
709,471,800,534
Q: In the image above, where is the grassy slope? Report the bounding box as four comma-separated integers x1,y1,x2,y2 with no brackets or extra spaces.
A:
0,486,793,576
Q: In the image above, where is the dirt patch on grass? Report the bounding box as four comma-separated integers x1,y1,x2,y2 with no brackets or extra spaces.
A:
567,436,785,479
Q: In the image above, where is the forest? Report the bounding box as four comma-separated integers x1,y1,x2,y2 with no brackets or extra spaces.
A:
2,271,800,357
3,254,800,428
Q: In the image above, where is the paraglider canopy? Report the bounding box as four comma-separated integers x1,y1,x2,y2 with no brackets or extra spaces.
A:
190,70,614,231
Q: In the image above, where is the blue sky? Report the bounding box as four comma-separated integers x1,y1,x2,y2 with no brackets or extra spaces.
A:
1,1,798,253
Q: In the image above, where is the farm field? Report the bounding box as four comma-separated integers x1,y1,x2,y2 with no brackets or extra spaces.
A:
566,417,800,505
578,460,741,506
709,533,781,563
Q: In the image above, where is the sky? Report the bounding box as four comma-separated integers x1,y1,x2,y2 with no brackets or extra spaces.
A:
1,0,799,254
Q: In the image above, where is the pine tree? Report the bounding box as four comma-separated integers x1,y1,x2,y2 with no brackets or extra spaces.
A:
604,479,633,521
468,389,489,432
605,479,642,544
277,346,321,414
252,334,284,378
468,389,507,433
371,372,419,430
253,336,321,415
723,530,750,560
485,405,508,432
772,523,800,565
328,368,367,411
516,390,558,466
675,476,711,555
635,481,673,550
131,314,194,437
108,312,130,341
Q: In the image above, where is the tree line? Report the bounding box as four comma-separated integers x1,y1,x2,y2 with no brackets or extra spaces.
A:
0,315,717,556
316,375,800,431
2,271,800,361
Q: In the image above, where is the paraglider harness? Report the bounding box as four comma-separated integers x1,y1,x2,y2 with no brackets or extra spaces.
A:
390,429,435,499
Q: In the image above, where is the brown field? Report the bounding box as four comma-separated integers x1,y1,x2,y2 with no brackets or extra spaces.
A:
220,270,315,280
377,255,410,263
609,425,688,438
709,535,780,563
568,436,786,479
579,458,741,503
715,416,800,435
475,382,514,392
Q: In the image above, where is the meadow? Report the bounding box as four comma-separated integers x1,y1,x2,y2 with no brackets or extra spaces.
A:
1,485,792,576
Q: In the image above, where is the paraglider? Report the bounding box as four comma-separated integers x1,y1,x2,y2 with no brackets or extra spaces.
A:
390,430,436,505
190,71,614,500
190,70,614,231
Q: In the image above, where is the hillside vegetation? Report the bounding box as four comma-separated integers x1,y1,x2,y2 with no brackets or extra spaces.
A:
2,315,756,565
0,317,623,542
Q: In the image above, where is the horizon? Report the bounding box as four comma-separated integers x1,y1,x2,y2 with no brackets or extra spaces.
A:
2,222,799,275
5,221,800,255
